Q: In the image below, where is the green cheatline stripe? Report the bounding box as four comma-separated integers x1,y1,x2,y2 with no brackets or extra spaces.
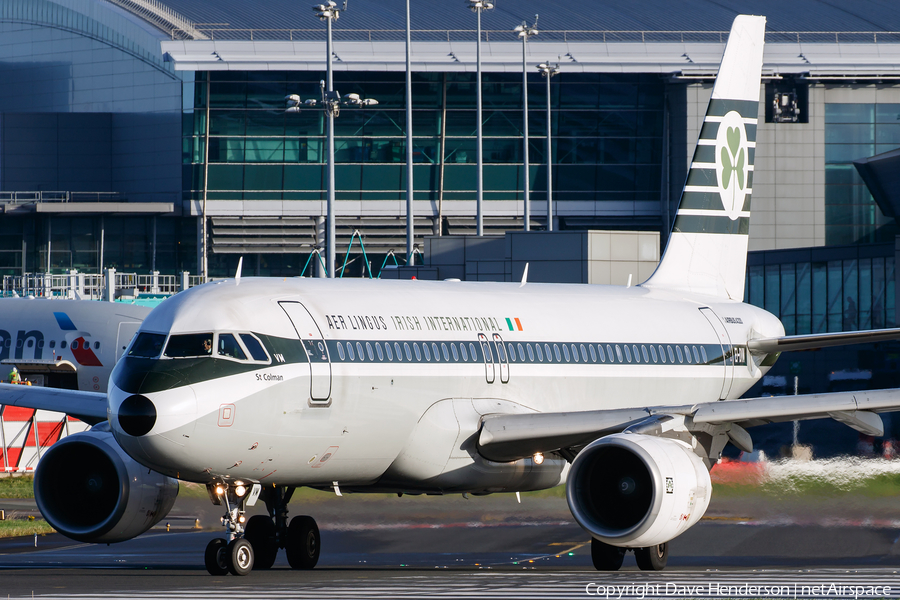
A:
506,318,514,331
679,191,753,212
693,145,756,166
707,99,759,119
686,168,717,187
680,191,724,211
674,215,750,235
698,122,758,143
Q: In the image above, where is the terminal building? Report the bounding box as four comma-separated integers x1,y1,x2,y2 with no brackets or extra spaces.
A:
1,0,900,454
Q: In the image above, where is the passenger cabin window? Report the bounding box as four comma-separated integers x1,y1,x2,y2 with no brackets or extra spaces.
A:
376,342,384,361
165,333,214,358
461,343,469,361
129,332,166,358
49,340,56,349
700,346,708,364
60,341,67,349
451,343,459,361
240,334,269,361
385,343,393,361
394,342,402,361
336,343,346,360
217,334,247,360
347,342,355,360
468,343,477,361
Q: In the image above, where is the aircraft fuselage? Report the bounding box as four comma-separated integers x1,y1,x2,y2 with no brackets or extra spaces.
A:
107,277,784,493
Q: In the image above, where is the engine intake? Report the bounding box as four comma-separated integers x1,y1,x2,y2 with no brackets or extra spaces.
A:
34,425,178,544
566,433,711,548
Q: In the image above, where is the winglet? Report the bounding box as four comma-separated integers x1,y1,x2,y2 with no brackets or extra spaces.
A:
235,256,243,286
520,263,529,287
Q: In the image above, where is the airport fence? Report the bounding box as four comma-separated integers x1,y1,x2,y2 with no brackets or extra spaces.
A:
1,270,197,300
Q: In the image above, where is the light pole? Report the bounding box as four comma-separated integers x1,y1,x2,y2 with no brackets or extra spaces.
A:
287,88,377,279
467,0,493,237
537,61,559,231
514,16,538,231
310,1,343,277
405,0,414,264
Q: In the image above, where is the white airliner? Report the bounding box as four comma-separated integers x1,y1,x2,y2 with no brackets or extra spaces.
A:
3,14,900,576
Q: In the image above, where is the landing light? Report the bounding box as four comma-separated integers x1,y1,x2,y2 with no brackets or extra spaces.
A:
533,452,544,465
215,485,225,496
235,485,247,497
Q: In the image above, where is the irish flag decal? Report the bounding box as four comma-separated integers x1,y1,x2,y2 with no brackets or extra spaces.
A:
505,318,524,332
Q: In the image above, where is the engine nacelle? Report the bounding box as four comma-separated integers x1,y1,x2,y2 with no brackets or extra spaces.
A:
566,433,711,548
34,424,178,543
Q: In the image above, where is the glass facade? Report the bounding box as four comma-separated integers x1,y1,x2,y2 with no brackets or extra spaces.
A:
185,71,664,221
824,103,900,245
0,216,197,276
745,245,895,335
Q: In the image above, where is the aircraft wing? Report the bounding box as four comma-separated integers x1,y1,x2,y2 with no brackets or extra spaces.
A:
748,327,900,353
477,388,900,462
0,383,107,425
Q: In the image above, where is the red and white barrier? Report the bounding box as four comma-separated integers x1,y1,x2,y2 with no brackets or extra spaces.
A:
0,406,90,472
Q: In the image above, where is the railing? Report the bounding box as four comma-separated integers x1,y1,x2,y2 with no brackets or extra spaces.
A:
0,191,125,205
106,0,207,40
1,271,194,299
172,28,900,44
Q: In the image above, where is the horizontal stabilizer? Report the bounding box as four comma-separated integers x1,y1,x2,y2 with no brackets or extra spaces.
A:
0,383,107,425
748,327,900,353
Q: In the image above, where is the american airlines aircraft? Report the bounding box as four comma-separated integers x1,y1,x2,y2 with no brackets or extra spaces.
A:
3,14,900,576
0,298,149,392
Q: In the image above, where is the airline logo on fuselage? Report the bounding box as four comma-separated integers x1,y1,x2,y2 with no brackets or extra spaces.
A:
0,312,103,367
325,313,522,334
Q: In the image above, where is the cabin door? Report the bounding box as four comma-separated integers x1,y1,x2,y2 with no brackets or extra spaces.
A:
280,301,332,403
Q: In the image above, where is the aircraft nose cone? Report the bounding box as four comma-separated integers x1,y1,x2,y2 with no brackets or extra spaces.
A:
117,394,157,437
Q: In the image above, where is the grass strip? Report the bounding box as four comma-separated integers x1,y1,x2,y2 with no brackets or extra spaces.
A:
0,519,54,538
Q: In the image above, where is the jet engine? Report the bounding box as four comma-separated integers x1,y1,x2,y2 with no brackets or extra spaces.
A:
34,424,178,543
566,433,711,548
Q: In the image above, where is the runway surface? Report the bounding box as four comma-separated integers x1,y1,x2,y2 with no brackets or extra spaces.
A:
1,521,899,598
1,493,899,598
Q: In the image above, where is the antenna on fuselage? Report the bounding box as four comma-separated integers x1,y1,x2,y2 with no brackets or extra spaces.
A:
235,256,243,286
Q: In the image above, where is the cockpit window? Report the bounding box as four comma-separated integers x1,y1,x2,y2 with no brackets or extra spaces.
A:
128,333,166,358
164,333,213,358
218,333,247,360
239,334,269,362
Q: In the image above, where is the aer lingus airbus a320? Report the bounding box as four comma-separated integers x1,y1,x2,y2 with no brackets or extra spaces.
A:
4,14,900,576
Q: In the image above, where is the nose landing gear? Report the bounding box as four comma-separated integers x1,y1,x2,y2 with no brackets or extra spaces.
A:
203,482,321,576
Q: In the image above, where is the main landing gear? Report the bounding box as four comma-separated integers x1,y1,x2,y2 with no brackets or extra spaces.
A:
591,539,668,571
204,482,321,576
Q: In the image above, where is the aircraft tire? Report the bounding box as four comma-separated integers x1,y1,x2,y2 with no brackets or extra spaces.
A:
244,515,278,570
204,538,229,576
286,515,320,570
226,538,254,576
590,538,625,571
634,543,668,571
